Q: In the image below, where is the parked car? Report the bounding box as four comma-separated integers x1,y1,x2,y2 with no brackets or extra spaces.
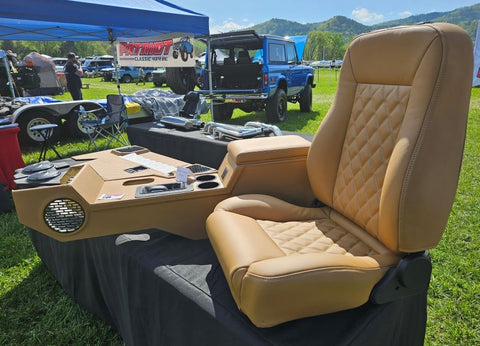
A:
152,68,167,86
197,30,315,123
102,66,155,83
50,57,68,73
82,58,114,73
310,60,342,68
310,60,331,68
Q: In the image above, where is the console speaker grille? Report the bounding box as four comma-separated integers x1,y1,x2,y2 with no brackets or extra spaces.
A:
43,199,85,233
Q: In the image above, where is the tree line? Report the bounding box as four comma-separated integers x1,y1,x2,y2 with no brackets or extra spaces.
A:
0,40,113,59
1,30,349,63
302,31,348,62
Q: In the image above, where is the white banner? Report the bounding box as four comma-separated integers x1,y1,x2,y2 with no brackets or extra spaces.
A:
472,22,480,87
116,33,196,67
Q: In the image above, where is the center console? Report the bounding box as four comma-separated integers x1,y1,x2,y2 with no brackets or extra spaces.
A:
13,135,314,242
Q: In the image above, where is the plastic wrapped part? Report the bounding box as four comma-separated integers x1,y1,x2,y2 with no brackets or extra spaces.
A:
129,89,208,120
130,89,184,118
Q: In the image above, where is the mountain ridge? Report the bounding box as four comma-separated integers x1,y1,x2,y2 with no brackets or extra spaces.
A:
247,4,480,40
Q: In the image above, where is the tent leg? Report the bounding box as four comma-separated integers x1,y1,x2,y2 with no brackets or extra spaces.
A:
207,38,214,120
1,51,16,98
111,41,121,95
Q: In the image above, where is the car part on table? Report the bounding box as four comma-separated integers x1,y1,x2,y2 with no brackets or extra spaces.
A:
202,121,282,140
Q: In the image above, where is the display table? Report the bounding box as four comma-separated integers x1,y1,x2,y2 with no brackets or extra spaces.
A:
25,124,427,344
126,122,314,169
0,124,25,189
30,228,427,345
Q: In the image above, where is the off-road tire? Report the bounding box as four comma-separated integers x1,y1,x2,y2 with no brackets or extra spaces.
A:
299,84,312,112
166,67,196,95
265,88,287,123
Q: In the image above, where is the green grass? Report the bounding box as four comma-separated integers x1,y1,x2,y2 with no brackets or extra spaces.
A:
1,69,479,344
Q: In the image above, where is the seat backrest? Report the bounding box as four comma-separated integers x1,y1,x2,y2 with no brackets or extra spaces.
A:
105,94,126,123
179,91,200,118
237,50,251,64
306,23,472,253
223,56,235,65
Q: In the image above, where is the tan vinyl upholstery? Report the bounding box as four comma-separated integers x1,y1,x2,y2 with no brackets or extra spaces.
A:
206,23,473,327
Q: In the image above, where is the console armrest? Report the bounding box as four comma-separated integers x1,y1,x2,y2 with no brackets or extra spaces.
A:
219,135,314,207
227,135,311,164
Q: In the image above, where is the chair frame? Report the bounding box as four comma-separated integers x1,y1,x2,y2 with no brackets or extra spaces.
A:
80,94,129,150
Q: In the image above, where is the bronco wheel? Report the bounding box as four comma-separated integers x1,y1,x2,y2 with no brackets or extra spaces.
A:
166,67,196,95
17,111,60,147
299,84,312,112
212,104,234,121
266,88,287,123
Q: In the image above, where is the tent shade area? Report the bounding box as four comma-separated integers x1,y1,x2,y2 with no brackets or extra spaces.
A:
0,0,209,41
0,0,210,145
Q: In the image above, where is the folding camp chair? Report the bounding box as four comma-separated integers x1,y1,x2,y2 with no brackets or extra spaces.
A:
80,94,129,150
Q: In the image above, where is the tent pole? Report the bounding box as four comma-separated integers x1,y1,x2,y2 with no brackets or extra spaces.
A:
108,28,121,95
111,41,121,95
207,37,213,120
1,51,16,98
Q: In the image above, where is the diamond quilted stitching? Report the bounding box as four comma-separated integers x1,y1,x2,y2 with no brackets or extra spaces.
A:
258,218,379,257
333,83,409,237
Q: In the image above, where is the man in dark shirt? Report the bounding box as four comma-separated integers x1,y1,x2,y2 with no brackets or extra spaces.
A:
64,52,83,100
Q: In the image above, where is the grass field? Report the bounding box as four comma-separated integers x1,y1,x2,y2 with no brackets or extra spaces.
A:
1,69,479,344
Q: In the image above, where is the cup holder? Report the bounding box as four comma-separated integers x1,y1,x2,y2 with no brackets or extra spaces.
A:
196,174,217,182
197,181,220,189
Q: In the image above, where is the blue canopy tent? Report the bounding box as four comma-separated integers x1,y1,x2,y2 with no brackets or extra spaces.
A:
0,0,209,41
0,0,209,95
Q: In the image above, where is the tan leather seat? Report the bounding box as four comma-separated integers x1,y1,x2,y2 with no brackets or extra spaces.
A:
206,23,473,328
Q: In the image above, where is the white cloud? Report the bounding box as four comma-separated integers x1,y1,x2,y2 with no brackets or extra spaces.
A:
210,20,253,34
351,8,385,24
399,11,413,18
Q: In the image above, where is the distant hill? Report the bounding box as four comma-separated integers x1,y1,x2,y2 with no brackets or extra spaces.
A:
248,3,480,41
248,18,317,36
315,16,369,39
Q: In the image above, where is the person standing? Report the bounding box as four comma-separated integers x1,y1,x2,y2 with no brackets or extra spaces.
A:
136,67,145,85
64,52,83,100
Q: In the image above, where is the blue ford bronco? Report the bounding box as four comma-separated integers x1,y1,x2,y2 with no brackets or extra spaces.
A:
198,30,315,123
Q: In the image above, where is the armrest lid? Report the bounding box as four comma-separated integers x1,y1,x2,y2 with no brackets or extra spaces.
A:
227,135,310,164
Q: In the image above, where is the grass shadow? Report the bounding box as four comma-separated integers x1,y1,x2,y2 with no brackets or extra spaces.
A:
0,262,123,345
0,211,36,271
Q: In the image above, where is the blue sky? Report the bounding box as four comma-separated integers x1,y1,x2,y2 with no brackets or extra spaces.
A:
177,1,479,33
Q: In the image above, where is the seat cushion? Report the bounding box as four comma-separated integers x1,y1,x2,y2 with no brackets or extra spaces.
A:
206,194,401,327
